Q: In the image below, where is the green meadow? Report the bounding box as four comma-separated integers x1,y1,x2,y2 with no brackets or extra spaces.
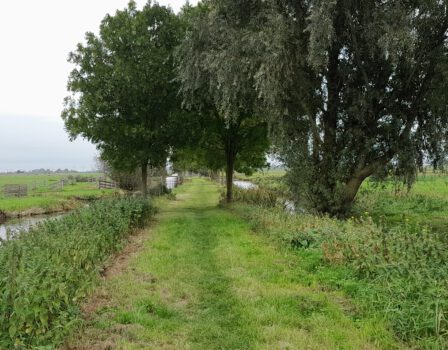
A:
238,169,448,234
0,173,116,214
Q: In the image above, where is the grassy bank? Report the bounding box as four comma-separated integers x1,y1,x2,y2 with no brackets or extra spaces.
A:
237,170,448,234
65,179,399,349
231,173,448,349
356,173,448,234
0,197,155,349
0,173,118,217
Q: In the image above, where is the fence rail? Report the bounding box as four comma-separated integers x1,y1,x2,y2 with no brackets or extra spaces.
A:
98,180,117,189
3,185,28,198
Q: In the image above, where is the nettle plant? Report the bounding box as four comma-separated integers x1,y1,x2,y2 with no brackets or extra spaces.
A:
0,197,154,349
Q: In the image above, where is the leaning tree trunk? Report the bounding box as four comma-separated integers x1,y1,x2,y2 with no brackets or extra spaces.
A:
340,161,385,214
340,177,365,215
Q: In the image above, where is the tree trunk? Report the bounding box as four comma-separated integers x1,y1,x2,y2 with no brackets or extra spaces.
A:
340,177,365,214
141,161,148,197
313,38,341,211
339,161,385,214
225,153,235,203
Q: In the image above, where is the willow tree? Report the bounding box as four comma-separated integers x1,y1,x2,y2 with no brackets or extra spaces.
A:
250,0,448,215
176,1,270,202
62,1,182,195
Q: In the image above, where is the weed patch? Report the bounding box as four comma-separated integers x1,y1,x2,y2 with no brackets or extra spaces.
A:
0,197,155,349
232,201,448,348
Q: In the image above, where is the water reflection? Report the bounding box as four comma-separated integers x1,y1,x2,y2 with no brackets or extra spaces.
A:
233,180,258,190
0,213,65,240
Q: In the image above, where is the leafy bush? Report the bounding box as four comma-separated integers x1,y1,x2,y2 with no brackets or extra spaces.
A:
0,197,155,349
166,192,176,201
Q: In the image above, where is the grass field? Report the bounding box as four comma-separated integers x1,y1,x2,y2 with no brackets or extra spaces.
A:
357,173,448,234
0,173,117,214
4,173,444,348
63,179,400,349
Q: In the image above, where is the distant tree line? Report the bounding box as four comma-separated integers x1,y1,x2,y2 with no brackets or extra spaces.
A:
5,169,88,175
63,0,448,215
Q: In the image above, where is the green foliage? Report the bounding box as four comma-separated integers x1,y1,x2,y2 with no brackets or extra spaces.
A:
0,173,114,214
63,2,183,193
66,179,397,349
233,173,448,347
228,0,448,215
233,197,448,348
176,1,270,202
236,170,289,196
0,197,155,349
165,192,176,201
325,219,448,346
356,173,448,234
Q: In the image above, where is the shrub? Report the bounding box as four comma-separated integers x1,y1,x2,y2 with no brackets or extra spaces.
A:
0,197,155,349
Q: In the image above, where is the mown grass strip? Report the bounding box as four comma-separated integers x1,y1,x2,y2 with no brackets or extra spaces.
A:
65,179,399,350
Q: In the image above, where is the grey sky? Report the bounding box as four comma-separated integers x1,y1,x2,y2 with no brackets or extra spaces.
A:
0,0,197,172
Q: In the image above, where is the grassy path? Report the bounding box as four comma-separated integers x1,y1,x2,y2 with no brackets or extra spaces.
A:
66,179,397,350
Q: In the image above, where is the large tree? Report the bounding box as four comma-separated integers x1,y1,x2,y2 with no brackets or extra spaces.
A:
176,1,270,202
62,1,182,195
171,110,270,200
250,0,448,215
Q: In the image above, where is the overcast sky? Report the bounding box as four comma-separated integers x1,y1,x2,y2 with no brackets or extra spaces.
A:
0,0,196,172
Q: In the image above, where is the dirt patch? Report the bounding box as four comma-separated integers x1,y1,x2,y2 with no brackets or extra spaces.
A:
60,224,156,350
85,226,154,310
99,223,156,279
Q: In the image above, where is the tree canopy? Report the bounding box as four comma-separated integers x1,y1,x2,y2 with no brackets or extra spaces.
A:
62,0,448,214
248,0,448,215
176,0,270,202
62,1,182,195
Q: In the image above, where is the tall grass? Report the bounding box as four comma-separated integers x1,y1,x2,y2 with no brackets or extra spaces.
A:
232,189,448,349
355,175,448,234
231,187,278,207
0,197,155,349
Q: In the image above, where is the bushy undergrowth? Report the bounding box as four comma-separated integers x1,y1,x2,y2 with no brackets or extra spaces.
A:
232,194,448,349
0,197,155,349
